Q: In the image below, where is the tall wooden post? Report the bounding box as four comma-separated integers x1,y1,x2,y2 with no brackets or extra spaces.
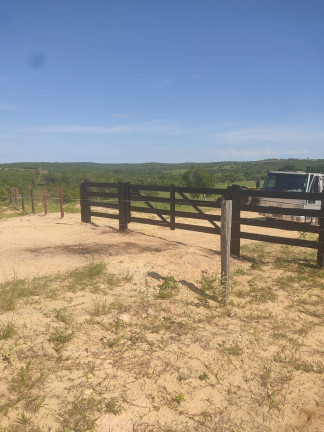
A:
80,180,91,223
20,188,25,212
125,182,131,223
59,185,64,219
221,199,232,304
170,184,175,230
317,198,324,267
230,185,241,258
118,182,128,231
30,188,35,214
14,188,18,205
42,187,48,215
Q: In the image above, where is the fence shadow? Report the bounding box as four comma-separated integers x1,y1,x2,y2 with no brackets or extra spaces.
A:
133,229,221,257
179,279,219,303
147,271,218,303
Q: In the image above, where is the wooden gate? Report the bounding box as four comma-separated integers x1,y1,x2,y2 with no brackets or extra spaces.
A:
80,181,324,267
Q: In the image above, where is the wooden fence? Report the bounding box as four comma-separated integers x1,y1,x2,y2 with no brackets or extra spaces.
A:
80,181,324,267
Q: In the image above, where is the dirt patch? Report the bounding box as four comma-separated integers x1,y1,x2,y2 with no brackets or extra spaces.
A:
26,241,178,257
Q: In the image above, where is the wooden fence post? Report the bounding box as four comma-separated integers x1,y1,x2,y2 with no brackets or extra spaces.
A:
125,182,131,223
317,198,324,267
59,185,64,219
221,198,232,304
14,188,18,205
118,182,128,230
230,185,241,258
80,180,91,223
20,188,25,212
42,187,48,215
170,184,175,230
30,188,35,214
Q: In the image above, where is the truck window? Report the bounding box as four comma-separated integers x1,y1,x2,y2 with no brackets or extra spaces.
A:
263,173,308,192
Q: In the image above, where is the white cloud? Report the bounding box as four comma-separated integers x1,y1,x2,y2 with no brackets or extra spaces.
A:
3,117,323,162
204,122,324,159
210,123,324,146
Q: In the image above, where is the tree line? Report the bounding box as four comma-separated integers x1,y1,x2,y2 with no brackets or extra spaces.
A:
1,159,324,203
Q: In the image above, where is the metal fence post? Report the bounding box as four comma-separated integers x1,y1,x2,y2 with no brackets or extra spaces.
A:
317,198,324,267
21,188,25,212
9,188,13,205
30,188,35,214
80,180,91,223
42,187,48,215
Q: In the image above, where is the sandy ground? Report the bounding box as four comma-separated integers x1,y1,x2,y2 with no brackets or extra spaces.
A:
0,211,304,282
0,213,222,282
0,212,323,432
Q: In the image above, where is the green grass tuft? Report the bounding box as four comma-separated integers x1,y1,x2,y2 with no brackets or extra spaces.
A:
0,319,17,340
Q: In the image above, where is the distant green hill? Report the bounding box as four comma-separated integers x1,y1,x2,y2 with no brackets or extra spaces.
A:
1,159,324,203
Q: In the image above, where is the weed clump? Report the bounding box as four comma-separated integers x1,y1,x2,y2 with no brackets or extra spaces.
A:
0,278,48,312
60,396,105,431
200,273,225,304
0,319,17,340
90,298,110,316
65,261,107,292
49,328,74,351
155,276,179,300
105,397,122,415
54,307,74,325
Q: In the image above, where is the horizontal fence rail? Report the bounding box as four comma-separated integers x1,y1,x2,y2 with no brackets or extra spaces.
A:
80,181,324,267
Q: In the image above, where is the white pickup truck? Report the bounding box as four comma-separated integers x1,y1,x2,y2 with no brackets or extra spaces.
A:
259,171,324,223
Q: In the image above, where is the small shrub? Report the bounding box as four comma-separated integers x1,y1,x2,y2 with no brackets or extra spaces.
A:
100,336,121,348
198,372,209,381
155,276,179,300
105,397,122,415
200,273,224,304
174,392,185,405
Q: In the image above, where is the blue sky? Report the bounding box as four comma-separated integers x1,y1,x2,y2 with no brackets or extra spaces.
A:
1,0,324,163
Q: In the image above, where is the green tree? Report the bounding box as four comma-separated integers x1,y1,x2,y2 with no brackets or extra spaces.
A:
182,167,215,199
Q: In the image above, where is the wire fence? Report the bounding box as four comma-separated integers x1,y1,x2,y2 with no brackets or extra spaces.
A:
1,185,81,218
